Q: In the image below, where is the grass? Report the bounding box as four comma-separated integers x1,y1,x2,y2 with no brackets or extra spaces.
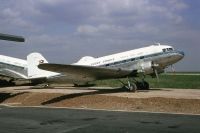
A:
92,74,200,89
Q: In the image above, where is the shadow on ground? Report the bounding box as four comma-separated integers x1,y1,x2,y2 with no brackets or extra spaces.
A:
42,87,127,105
0,92,27,103
0,82,15,88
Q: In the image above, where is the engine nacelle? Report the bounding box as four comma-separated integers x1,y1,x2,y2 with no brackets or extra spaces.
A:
136,61,163,74
137,61,153,74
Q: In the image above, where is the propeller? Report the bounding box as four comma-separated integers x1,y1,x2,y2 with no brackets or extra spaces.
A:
152,67,159,82
171,65,175,73
154,68,159,82
152,61,160,82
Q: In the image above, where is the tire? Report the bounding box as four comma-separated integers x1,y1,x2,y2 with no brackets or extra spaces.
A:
136,81,150,90
143,81,150,90
129,83,137,92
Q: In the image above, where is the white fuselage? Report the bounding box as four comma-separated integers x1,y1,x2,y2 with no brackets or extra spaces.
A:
44,44,184,84
74,44,184,74
0,44,184,84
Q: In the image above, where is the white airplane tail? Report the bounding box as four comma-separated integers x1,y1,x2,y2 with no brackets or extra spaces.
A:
27,53,57,79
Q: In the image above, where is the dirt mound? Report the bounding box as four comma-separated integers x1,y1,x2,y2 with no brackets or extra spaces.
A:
2,92,200,114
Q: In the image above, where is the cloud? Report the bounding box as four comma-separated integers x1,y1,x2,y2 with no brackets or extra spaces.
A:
1,0,199,71
0,0,188,32
77,24,125,37
168,0,188,10
74,0,189,40
0,8,27,27
0,2,41,32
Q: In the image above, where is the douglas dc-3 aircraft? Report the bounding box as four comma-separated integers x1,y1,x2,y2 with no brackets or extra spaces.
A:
0,43,184,91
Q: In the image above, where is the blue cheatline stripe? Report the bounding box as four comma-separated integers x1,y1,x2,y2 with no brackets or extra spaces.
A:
100,51,180,67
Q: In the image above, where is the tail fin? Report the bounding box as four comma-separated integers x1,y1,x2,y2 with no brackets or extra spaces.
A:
27,53,57,79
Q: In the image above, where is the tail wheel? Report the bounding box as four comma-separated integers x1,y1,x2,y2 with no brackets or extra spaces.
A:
9,79,15,86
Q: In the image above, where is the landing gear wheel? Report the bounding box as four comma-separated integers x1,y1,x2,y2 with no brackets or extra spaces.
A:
142,81,149,90
127,81,137,92
44,84,49,88
136,81,149,90
129,83,137,92
119,78,138,92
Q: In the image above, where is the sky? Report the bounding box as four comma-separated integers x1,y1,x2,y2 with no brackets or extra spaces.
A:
0,0,199,71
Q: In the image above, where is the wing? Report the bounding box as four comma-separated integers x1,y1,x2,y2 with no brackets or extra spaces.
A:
0,33,25,42
38,63,137,80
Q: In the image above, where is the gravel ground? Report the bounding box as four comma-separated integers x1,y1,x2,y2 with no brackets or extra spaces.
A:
0,86,200,114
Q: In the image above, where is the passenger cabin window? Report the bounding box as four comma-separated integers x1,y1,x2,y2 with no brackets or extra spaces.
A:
131,58,135,61
140,56,144,59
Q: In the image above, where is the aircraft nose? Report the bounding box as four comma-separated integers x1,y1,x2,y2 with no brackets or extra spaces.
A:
176,51,185,60
178,51,185,57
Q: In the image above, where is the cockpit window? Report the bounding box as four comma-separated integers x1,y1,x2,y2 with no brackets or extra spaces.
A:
162,49,167,52
163,48,173,52
168,48,173,51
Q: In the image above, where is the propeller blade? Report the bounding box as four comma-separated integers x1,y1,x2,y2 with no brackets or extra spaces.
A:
154,68,159,82
171,65,175,73
152,61,159,82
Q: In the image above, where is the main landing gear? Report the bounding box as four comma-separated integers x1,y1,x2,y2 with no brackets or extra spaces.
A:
119,77,150,92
